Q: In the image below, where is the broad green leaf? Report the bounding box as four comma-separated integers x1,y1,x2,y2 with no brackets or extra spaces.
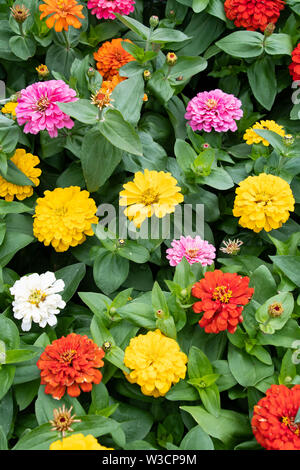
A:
216,31,264,58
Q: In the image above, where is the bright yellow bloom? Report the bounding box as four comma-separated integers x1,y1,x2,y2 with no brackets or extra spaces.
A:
233,173,295,233
33,186,98,252
243,120,285,146
1,101,18,119
50,433,114,450
0,148,41,201
124,329,188,398
119,169,184,228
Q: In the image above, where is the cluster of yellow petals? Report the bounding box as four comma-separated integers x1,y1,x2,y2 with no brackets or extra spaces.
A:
39,0,85,32
0,149,41,201
124,329,188,398
50,433,114,450
33,186,98,252
1,101,18,119
243,120,285,146
233,173,295,233
119,169,184,228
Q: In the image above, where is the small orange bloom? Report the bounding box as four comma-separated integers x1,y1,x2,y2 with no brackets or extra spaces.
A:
93,38,135,80
37,333,105,399
39,0,85,32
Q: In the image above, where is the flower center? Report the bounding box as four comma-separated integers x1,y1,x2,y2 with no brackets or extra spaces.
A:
141,188,160,205
282,416,300,435
55,206,68,216
91,88,111,109
28,289,47,306
205,98,218,109
255,192,270,206
36,96,50,112
212,285,232,303
185,248,199,258
60,349,77,364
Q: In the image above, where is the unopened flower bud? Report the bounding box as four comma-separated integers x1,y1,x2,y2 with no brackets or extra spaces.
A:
268,302,284,318
149,15,159,28
87,67,95,78
169,10,175,16
180,289,187,297
156,309,164,317
283,134,294,146
110,307,117,315
143,70,151,81
202,143,210,149
36,64,49,79
102,341,112,352
166,52,177,66
176,75,183,81
10,4,30,23
264,23,275,37
118,238,125,245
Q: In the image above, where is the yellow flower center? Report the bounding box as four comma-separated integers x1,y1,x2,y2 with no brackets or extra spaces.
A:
36,96,50,112
212,285,232,303
141,188,160,205
60,350,77,364
55,206,68,216
91,88,111,110
255,192,271,206
185,248,199,258
282,416,300,435
28,289,47,306
206,98,218,109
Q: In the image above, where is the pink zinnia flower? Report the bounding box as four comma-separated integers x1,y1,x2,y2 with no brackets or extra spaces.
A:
166,236,216,267
87,0,135,19
16,80,78,138
185,89,243,133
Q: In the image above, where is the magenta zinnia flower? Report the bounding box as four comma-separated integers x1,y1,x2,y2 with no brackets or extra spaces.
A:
166,236,216,267
16,80,78,138
185,89,243,133
87,0,135,19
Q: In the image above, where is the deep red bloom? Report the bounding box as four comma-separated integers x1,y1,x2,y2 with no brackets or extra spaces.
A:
191,270,254,334
224,0,285,32
37,333,105,399
289,43,300,81
252,385,300,450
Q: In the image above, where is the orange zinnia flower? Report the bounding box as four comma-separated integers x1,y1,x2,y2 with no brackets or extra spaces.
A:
93,38,135,80
39,0,85,32
192,270,254,334
37,333,105,399
252,385,300,450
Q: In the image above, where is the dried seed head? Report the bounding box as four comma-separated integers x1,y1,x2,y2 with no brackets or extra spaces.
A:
49,405,81,437
10,4,30,23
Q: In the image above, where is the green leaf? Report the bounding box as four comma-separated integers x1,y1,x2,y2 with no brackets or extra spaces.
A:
278,350,296,385
253,129,286,153
93,250,129,295
117,302,156,329
264,33,293,55
255,292,294,334
150,28,189,43
117,240,150,264
0,200,32,215
104,345,130,373
216,31,264,58
148,71,174,104
165,380,199,401
5,349,38,364
98,109,143,156
192,0,209,13
0,365,15,401
270,256,300,285
2,160,34,186
9,35,36,60
56,99,98,125
111,74,144,126
228,343,274,387
114,14,150,40
55,262,86,303
0,316,20,349
0,426,7,450
188,346,213,379
247,56,276,110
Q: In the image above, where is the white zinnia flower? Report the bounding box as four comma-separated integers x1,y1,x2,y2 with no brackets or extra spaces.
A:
10,272,66,331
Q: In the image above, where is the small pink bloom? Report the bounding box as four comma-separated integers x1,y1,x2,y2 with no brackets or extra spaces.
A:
87,0,135,19
16,80,77,138
185,89,243,133
166,236,216,267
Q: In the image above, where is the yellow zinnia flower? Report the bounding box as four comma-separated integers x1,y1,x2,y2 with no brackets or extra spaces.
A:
0,148,41,201
1,101,18,119
50,433,114,450
243,120,285,146
232,173,295,233
124,329,188,397
119,169,184,228
33,186,98,252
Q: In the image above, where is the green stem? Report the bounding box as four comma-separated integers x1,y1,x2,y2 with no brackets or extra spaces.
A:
145,26,154,52
18,22,24,37
62,29,70,50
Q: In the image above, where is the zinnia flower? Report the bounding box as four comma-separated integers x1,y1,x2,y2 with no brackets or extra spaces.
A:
39,0,85,32
224,0,285,32
289,43,300,81
10,272,66,331
50,434,114,450
185,89,243,133
16,80,77,138
37,333,105,399
119,169,184,228
124,329,188,397
220,238,243,255
93,38,135,80
0,148,41,201
87,0,135,20
50,405,81,437
243,120,285,146
252,385,300,450
232,173,295,233
192,270,254,334
1,101,18,119
166,236,216,267
33,186,98,252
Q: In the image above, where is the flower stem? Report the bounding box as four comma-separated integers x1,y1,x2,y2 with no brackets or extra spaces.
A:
62,29,70,50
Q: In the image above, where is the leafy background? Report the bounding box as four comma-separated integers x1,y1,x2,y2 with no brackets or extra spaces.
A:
0,0,300,450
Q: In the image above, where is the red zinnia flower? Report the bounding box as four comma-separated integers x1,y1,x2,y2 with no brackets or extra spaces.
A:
289,43,300,81
37,333,105,399
224,0,285,32
252,385,300,450
191,270,254,334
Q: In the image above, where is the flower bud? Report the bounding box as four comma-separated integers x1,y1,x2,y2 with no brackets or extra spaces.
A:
118,238,125,245
156,309,164,317
180,289,187,297
36,64,49,79
166,52,177,66
283,134,294,146
110,307,117,315
268,302,284,318
176,75,183,81
10,4,30,23
149,15,159,28
264,23,275,37
87,67,95,78
143,70,151,81
102,341,112,352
